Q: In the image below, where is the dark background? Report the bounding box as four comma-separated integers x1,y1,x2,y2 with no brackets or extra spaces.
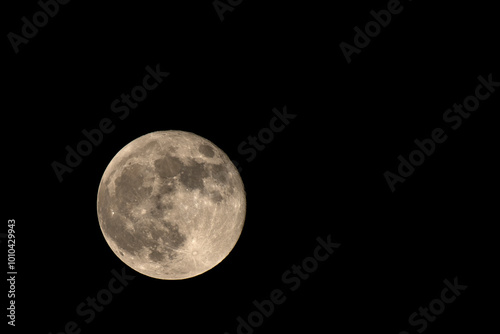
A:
3,0,498,333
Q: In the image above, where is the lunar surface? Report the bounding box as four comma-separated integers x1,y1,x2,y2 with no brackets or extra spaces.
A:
96,131,246,280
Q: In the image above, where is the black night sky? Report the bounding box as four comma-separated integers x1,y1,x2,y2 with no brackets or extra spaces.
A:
4,1,498,334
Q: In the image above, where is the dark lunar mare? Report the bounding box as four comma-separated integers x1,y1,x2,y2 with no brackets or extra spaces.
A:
97,131,246,279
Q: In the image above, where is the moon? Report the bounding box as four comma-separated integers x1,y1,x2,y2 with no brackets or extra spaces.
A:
96,130,246,280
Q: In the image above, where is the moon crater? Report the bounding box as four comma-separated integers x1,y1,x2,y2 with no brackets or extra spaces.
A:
97,131,246,280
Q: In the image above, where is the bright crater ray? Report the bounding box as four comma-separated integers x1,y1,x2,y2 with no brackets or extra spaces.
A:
96,130,246,280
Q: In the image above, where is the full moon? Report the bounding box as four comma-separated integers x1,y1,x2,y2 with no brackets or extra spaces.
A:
96,130,246,280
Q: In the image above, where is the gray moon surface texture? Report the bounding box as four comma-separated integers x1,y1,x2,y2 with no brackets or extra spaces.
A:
96,131,246,280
